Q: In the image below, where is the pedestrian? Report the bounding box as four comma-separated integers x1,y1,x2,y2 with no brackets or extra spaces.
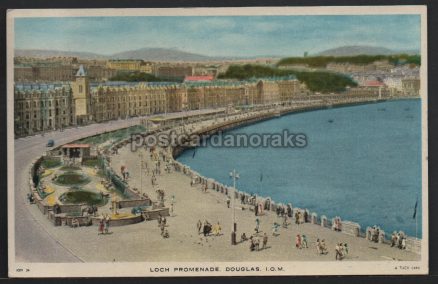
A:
203,220,211,236
272,222,279,236
295,234,302,249
157,213,162,227
391,232,397,247
320,239,327,254
98,217,104,235
302,234,308,248
262,233,268,250
227,196,231,208
160,221,166,235
335,243,342,260
104,214,110,234
255,218,260,234
162,229,169,238
241,233,248,242
197,220,202,234
214,222,222,236
282,214,288,228
120,165,125,179
254,237,260,251
343,243,349,255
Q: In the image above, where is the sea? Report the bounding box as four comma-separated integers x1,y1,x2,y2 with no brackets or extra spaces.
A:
177,99,423,237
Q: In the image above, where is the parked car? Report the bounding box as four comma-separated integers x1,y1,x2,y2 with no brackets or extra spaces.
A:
46,139,55,147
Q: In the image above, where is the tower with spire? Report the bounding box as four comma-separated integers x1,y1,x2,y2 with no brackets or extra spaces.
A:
72,65,91,124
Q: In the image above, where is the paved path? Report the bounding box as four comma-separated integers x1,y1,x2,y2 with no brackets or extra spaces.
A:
13,107,420,262
13,109,222,263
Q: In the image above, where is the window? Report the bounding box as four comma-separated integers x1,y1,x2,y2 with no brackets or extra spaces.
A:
79,85,83,93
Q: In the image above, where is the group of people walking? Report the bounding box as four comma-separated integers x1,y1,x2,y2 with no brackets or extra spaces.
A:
158,214,169,238
391,231,407,250
334,242,349,260
249,233,268,252
197,220,222,237
98,214,111,235
295,234,308,249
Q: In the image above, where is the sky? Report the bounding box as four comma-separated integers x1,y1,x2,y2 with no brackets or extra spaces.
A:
14,15,421,57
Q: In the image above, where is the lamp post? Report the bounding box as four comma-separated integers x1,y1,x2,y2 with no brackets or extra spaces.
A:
229,169,239,245
139,152,143,197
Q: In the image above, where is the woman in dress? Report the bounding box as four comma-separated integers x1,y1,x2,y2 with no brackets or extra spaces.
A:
295,234,302,249
98,217,104,235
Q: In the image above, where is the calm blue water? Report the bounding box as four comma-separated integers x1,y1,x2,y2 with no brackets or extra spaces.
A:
178,99,422,237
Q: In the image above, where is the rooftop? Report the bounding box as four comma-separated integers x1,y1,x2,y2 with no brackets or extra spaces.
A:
76,65,87,77
184,75,214,82
15,83,71,93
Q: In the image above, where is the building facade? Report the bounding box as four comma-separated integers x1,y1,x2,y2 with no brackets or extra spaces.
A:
14,83,76,136
14,66,305,136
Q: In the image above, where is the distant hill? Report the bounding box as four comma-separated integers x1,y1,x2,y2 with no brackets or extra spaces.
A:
111,47,221,61
15,48,229,62
317,45,419,56
15,47,283,62
15,49,107,59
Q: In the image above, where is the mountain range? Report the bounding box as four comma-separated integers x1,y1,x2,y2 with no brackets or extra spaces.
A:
15,48,233,62
317,45,419,56
15,45,420,62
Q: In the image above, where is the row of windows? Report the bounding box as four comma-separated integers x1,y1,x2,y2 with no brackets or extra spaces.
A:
16,99,70,109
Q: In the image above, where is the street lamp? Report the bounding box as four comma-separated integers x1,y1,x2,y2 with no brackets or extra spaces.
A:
229,169,239,245
139,152,144,197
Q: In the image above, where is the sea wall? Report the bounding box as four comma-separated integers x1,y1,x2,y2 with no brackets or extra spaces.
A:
169,98,422,255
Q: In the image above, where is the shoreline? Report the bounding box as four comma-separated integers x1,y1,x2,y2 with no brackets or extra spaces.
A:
170,97,422,243
23,96,422,262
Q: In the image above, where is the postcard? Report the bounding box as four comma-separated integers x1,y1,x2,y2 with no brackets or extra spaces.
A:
7,6,428,277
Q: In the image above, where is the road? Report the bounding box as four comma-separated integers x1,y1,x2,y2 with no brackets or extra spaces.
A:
12,109,223,262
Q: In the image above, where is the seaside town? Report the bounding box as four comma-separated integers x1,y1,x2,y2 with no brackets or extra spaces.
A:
14,48,422,264
14,54,420,137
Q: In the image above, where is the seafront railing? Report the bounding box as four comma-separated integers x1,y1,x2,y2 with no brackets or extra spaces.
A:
26,95,421,253
167,97,422,255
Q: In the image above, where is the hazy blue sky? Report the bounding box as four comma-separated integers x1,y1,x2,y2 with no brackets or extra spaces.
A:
14,15,421,57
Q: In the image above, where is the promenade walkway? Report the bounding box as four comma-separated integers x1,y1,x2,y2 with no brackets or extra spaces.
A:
14,100,421,262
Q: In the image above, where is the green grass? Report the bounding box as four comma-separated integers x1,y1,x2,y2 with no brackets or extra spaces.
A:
82,159,99,168
60,190,108,206
53,172,90,186
60,165,81,171
41,158,62,169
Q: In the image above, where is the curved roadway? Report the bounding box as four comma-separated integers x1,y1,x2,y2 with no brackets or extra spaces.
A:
13,109,223,262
